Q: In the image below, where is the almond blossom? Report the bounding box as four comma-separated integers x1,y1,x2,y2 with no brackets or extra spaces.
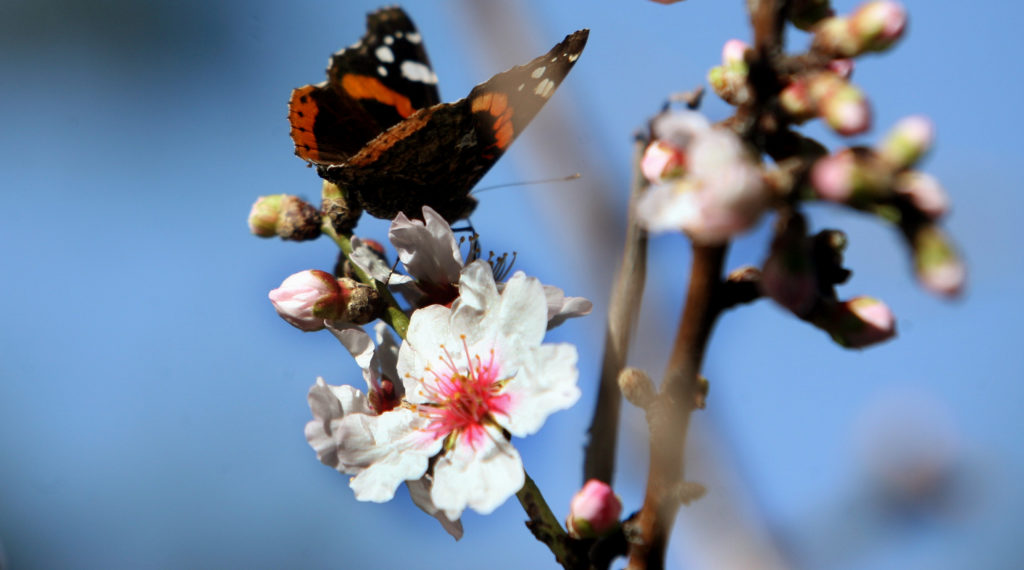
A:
351,206,592,328
306,260,581,525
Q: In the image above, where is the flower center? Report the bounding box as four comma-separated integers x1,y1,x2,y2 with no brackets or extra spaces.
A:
419,336,511,448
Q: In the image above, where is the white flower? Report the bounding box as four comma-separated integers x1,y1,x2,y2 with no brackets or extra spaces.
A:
311,260,581,522
306,322,462,539
637,116,769,244
351,206,592,328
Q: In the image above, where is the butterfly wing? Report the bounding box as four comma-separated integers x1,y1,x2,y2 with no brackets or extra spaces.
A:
323,29,590,222
288,7,441,165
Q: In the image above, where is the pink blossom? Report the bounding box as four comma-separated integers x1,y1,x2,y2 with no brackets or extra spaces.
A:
567,480,623,539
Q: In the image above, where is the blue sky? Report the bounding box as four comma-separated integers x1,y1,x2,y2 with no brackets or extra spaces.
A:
1,0,1021,568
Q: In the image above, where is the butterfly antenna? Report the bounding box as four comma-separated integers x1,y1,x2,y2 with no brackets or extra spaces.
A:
472,172,581,194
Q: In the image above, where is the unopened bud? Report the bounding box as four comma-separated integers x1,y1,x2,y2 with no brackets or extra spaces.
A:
823,296,896,348
814,16,860,58
911,225,965,297
641,140,687,184
810,149,891,205
619,367,657,409
277,195,322,241
321,180,363,234
567,480,623,539
779,78,816,123
248,194,285,237
817,80,871,136
851,1,907,53
878,115,934,169
268,270,345,331
894,171,948,220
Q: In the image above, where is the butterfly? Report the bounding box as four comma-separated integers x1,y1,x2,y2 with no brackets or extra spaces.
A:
288,6,588,223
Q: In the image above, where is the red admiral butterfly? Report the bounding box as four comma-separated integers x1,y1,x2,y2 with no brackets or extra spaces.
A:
288,7,588,223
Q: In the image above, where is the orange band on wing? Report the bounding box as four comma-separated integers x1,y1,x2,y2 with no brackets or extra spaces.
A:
471,92,514,150
288,85,323,162
341,75,415,118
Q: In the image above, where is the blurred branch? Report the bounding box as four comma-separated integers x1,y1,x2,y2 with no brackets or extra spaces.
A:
584,132,651,485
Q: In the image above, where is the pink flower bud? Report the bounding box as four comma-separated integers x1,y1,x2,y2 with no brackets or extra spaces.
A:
827,296,896,348
819,82,871,136
268,270,345,331
567,480,622,539
641,140,686,184
814,16,860,58
722,39,749,65
779,78,815,122
894,171,948,219
248,194,285,237
810,151,858,202
878,115,934,169
851,1,907,53
912,225,965,297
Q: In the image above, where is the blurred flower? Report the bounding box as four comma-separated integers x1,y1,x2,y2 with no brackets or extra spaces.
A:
827,58,855,79
809,73,871,136
641,140,687,184
878,115,934,170
567,480,623,539
638,117,768,244
308,261,581,522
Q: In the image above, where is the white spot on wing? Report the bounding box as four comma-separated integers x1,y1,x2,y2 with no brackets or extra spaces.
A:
375,46,395,63
377,65,388,77
517,83,524,91
531,66,546,79
401,60,438,84
550,57,557,63
384,35,394,45
534,78,555,98
407,31,421,44
568,52,580,62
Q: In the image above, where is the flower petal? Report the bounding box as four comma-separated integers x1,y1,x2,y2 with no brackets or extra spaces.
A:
338,408,442,502
407,476,464,540
390,207,464,286
542,285,593,330
305,378,371,468
430,427,525,519
498,344,581,437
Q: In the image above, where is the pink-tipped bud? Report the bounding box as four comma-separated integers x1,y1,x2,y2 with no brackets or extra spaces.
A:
894,171,949,219
851,1,907,53
641,140,687,184
878,115,934,169
779,78,816,122
722,39,749,66
814,16,860,58
567,480,623,539
827,58,855,79
268,270,345,331
826,296,897,348
819,82,871,136
912,225,965,297
811,149,892,205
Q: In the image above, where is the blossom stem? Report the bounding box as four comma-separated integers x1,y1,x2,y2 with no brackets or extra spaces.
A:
626,243,726,569
584,132,650,485
516,470,577,566
321,221,410,339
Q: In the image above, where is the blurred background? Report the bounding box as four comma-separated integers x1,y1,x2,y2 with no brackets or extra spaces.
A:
1,0,1020,568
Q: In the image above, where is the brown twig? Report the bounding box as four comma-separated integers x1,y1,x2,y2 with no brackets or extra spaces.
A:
625,244,726,569
583,133,651,485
